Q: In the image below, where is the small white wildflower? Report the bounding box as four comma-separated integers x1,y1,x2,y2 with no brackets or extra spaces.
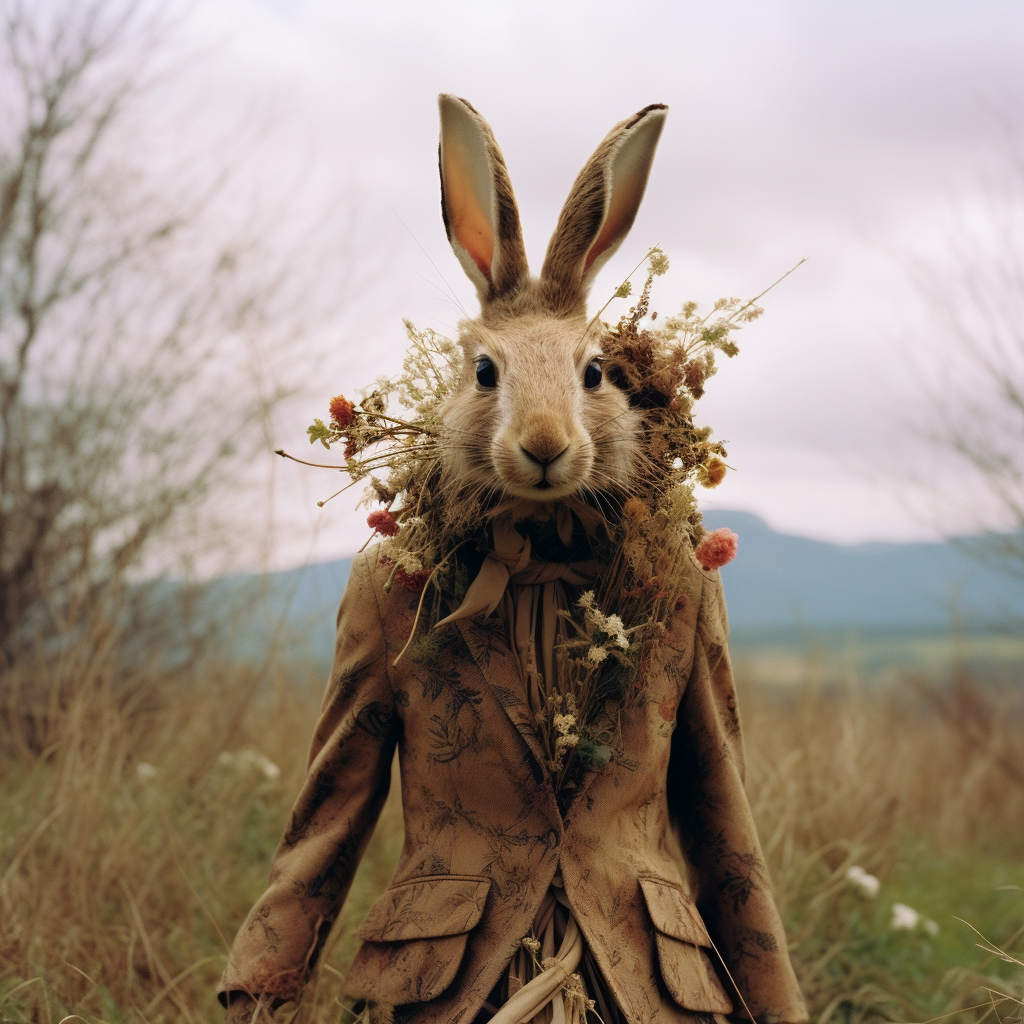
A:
255,754,281,781
846,865,880,898
891,903,920,931
579,598,631,651
136,762,157,781
587,645,608,664
923,918,939,936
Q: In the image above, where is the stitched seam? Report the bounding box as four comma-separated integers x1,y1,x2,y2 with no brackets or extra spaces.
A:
638,873,683,891
362,547,396,698
384,873,492,890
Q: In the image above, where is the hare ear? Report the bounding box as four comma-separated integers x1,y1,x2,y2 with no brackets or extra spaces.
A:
438,94,529,304
541,104,667,313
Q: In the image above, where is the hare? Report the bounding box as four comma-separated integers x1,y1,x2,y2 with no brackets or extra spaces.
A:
220,97,806,1024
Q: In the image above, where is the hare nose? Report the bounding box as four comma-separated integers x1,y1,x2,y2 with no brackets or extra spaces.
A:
520,442,568,467
519,418,570,467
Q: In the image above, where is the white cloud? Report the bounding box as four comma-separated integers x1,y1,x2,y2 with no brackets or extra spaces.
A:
165,0,1024,565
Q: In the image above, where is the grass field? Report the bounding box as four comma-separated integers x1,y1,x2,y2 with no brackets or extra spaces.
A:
1,639,1022,1024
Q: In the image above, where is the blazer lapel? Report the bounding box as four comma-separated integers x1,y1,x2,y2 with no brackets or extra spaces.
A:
454,616,551,781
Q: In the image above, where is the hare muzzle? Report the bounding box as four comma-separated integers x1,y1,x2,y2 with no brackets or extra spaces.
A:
496,408,595,499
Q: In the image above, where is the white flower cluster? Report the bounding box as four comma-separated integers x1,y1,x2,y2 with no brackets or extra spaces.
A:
395,320,461,419
845,867,938,936
545,695,581,773
377,536,424,574
553,711,579,753
577,591,630,667
891,903,939,936
845,865,880,898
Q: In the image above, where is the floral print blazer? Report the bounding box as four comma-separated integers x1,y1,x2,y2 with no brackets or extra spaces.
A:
220,546,807,1024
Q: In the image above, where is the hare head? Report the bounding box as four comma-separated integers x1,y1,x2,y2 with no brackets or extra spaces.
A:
437,95,667,508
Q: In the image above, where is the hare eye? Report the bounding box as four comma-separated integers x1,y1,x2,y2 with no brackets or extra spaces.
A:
476,357,497,389
584,359,603,390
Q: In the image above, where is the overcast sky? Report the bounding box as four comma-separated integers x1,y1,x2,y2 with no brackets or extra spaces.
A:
179,0,1024,566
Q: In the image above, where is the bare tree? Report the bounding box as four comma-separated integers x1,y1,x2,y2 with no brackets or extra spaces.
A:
907,138,1024,587
0,0,340,673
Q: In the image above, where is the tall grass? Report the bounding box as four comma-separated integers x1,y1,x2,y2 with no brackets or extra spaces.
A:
1,639,1021,1024
739,653,1024,1022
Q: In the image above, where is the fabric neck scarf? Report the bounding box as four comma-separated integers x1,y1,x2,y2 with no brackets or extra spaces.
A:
435,507,598,632
435,509,598,733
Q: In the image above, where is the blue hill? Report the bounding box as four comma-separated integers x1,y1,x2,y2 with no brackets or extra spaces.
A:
232,512,1023,668
702,510,1024,636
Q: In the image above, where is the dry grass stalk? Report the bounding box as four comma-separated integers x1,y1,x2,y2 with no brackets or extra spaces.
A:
2,638,1022,1023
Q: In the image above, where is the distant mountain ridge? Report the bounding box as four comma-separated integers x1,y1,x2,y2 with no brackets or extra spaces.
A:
235,511,1023,667
702,510,1023,633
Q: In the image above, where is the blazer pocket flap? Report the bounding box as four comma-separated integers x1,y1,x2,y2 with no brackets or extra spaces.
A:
653,934,734,1015
639,876,711,946
356,874,491,942
640,877,734,1015
345,934,468,1005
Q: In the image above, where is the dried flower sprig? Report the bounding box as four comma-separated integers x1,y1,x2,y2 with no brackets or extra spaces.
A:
281,248,798,794
282,322,467,592
529,252,802,795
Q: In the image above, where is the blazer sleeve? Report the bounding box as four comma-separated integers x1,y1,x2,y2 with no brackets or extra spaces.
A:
219,552,399,1007
667,570,808,1023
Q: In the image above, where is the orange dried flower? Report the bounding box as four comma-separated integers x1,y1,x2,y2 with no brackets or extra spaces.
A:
683,361,705,397
622,497,649,523
703,457,727,488
329,394,356,428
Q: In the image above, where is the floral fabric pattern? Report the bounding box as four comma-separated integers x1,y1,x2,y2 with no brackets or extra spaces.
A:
220,546,807,1024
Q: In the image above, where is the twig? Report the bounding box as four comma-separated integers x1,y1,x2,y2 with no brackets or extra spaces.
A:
730,257,807,320
275,449,346,470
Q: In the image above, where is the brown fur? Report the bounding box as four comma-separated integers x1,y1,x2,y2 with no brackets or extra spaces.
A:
541,104,667,315
441,308,640,505
438,95,529,302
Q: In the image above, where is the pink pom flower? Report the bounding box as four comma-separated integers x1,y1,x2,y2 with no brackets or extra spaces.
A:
694,528,738,571
366,510,399,537
395,567,432,592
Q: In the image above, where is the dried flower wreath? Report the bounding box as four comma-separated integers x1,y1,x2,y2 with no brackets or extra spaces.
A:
282,249,798,801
